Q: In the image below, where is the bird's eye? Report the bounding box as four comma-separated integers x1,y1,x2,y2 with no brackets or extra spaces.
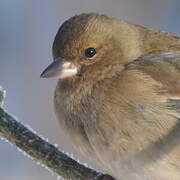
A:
84,47,96,58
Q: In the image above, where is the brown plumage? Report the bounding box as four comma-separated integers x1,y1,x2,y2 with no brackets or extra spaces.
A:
41,13,180,180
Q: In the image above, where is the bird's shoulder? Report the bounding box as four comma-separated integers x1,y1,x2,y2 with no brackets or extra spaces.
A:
124,51,180,97
100,51,180,121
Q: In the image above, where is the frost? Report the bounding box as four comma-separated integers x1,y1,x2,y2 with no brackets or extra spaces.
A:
17,147,33,160
70,153,74,158
83,162,88,167
0,137,13,146
57,175,64,180
41,163,55,176
54,143,59,148
26,124,38,135
36,161,41,165
65,151,74,158
0,86,6,107
28,139,35,143
36,159,55,176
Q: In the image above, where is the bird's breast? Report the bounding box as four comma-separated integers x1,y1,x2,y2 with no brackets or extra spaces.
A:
54,76,180,179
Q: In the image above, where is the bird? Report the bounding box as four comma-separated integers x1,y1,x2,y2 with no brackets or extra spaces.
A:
41,13,180,180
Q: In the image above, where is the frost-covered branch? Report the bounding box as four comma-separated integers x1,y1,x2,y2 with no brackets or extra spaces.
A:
0,88,115,180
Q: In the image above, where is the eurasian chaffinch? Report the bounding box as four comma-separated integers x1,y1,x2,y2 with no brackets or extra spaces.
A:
41,13,180,180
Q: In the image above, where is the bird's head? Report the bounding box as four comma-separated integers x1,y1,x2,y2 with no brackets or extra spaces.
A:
41,13,142,82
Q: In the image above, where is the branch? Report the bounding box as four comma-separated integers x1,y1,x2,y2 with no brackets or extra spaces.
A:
0,88,115,180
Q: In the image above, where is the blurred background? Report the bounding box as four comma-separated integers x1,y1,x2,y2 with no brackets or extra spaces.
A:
0,0,180,179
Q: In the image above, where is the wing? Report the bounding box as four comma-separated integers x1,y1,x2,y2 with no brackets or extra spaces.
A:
125,51,180,98
122,52,180,169
94,51,180,164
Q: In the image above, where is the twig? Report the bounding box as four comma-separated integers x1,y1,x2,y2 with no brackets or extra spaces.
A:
0,89,115,180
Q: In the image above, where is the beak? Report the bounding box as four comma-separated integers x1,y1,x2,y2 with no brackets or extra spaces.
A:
40,58,78,79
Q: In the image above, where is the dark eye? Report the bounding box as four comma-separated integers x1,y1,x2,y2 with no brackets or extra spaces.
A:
84,47,96,58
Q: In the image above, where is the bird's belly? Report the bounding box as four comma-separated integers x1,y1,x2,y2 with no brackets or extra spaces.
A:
71,117,180,180
73,102,180,179
55,85,180,179
81,117,180,180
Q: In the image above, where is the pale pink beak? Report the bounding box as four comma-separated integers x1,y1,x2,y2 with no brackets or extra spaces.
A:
40,58,77,79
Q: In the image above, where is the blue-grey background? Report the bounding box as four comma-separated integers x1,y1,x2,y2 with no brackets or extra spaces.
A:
0,0,180,179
